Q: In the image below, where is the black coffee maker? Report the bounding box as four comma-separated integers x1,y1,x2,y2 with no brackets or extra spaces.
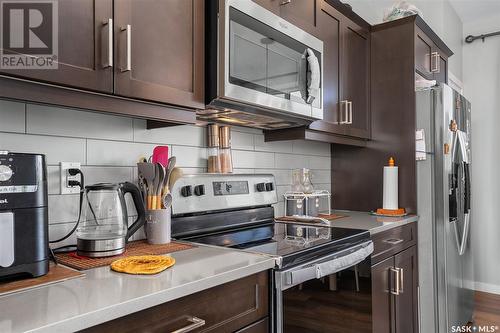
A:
0,151,49,279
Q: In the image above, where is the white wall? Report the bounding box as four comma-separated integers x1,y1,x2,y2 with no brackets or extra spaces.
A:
462,13,500,294
346,0,463,79
0,100,331,248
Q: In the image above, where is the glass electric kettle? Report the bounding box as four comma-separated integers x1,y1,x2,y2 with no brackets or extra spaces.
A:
76,182,145,257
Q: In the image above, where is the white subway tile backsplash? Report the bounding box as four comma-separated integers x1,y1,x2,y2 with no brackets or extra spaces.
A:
83,166,133,185
233,150,275,169
133,120,206,147
87,139,159,166
0,101,332,242
292,140,331,157
260,169,292,185
308,155,330,170
311,169,331,184
48,195,80,224
47,166,60,195
254,134,293,153
27,104,134,141
275,153,309,169
231,131,254,151
49,223,77,248
0,132,86,164
0,100,25,133
171,145,207,168
233,168,255,174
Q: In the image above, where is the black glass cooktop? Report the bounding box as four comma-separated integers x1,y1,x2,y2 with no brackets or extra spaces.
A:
175,218,370,269
248,222,370,269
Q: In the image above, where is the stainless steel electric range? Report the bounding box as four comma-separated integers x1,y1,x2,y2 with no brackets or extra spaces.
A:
171,174,374,333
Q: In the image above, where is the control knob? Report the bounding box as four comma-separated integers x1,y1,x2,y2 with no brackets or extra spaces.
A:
194,184,205,196
181,185,193,197
256,182,266,192
265,182,274,191
0,165,13,182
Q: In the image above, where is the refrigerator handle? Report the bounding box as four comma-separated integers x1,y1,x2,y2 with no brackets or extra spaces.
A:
452,161,471,256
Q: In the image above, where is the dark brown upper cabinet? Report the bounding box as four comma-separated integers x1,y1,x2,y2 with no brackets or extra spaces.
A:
339,19,370,138
0,0,114,93
311,0,370,140
114,0,204,109
0,0,203,125
414,20,450,84
331,15,453,215
251,0,318,33
279,0,318,34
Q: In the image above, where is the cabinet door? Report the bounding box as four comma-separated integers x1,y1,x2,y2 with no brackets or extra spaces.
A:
309,1,342,134
394,246,418,333
279,0,317,33
0,0,113,92
432,51,448,84
372,256,395,333
114,0,204,109
341,21,370,138
415,33,432,79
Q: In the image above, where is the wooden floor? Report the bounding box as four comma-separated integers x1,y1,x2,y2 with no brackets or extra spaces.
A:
474,291,500,326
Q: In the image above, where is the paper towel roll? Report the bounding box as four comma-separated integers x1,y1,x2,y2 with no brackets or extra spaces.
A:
383,166,398,210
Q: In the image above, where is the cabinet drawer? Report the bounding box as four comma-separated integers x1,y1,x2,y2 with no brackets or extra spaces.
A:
236,318,269,333
371,223,416,264
82,271,269,333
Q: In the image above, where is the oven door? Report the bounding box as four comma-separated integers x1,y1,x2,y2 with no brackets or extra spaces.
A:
219,0,323,119
275,240,374,333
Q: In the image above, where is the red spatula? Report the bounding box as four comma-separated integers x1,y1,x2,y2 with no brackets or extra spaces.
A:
152,146,169,167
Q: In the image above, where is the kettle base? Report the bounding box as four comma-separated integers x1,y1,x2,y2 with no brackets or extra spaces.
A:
77,237,126,258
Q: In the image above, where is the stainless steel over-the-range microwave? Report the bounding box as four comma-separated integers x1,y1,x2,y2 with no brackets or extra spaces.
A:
201,0,324,130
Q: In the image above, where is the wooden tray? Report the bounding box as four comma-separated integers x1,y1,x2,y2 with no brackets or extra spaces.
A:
54,240,194,271
275,214,347,224
0,264,84,297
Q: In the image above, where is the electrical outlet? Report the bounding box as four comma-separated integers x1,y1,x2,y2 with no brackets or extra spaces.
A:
60,162,81,194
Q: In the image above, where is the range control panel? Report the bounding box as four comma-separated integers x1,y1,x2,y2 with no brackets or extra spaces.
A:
171,174,277,215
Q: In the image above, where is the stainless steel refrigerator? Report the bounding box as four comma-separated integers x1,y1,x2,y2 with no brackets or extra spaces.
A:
416,83,474,332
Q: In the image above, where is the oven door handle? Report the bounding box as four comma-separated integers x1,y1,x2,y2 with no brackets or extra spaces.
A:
279,241,373,290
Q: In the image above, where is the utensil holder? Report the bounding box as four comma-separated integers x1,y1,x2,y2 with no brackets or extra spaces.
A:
144,208,171,245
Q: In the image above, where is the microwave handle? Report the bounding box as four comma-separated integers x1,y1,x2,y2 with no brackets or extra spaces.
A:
305,48,321,104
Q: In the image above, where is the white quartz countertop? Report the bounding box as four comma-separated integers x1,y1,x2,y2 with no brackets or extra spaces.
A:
330,210,419,234
0,244,276,333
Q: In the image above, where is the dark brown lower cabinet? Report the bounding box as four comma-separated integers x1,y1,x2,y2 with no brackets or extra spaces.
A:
81,271,269,333
394,246,418,333
371,223,418,333
372,256,393,333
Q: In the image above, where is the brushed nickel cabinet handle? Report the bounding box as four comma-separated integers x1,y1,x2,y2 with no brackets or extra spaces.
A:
339,100,349,124
431,52,440,73
382,238,404,245
121,24,132,72
102,18,113,68
171,317,206,333
348,101,353,124
280,0,291,5
390,267,400,295
399,267,404,293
